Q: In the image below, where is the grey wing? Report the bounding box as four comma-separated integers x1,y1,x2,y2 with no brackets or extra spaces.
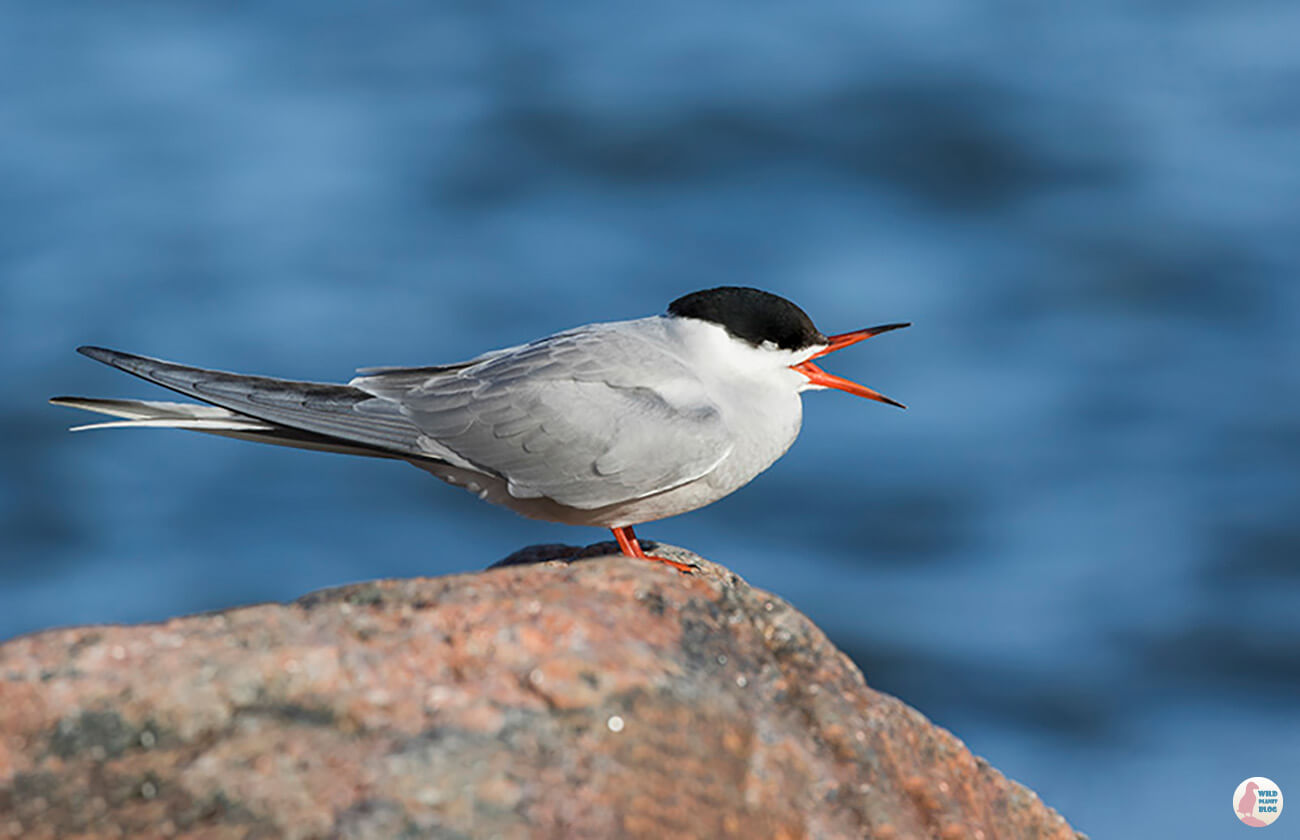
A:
352,325,734,509
69,346,451,463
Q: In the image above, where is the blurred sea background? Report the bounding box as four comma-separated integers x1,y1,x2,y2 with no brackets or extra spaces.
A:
3,3,1298,837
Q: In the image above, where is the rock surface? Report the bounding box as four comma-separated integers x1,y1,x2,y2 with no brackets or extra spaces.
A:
0,543,1083,840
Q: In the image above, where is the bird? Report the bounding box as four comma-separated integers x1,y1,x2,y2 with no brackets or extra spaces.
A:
1237,781,1259,821
52,286,907,571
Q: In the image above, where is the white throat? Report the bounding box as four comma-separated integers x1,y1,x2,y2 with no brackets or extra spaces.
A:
661,316,822,392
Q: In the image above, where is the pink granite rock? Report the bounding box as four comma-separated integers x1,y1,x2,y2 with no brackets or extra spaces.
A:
0,543,1083,839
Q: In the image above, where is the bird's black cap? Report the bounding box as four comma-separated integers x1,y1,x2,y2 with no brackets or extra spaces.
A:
667,287,827,351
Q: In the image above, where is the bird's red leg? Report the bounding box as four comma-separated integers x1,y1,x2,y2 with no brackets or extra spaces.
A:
610,525,694,573
611,525,642,557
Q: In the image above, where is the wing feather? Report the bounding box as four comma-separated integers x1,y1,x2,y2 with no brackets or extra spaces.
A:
73,347,446,463
73,320,733,512
352,320,734,509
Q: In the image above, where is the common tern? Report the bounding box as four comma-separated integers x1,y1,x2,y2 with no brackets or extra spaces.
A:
52,287,907,571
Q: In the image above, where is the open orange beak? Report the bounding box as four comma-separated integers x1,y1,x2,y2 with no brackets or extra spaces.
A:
791,323,909,409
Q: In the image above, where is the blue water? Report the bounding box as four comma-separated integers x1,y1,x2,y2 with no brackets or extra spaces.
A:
3,4,1299,837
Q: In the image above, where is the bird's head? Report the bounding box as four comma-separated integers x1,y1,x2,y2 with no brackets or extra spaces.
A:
667,286,908,408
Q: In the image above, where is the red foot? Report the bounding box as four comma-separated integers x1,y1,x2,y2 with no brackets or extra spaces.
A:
610,526,695,573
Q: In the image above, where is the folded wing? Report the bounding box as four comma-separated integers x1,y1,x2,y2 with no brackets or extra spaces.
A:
66,325,733,510
355,323,734,509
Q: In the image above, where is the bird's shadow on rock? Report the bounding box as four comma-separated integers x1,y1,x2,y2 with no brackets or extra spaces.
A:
489,540,669,569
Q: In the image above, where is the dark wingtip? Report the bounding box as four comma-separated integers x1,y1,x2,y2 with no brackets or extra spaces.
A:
76,345,116,363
